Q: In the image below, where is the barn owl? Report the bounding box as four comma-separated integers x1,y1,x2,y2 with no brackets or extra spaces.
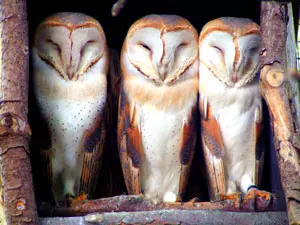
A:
32,12,108,201
198,17,269,201
118,14,199,203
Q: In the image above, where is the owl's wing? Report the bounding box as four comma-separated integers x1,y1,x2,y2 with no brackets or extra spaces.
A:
79,107,107,198
178,106,197,200
118,87,142,194
254,102,264,186
200,95,226,199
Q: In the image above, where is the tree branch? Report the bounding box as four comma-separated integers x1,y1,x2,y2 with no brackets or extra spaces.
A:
260,1,300,224
0,0,39,224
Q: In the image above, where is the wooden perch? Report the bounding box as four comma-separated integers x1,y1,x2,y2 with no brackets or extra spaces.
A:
38,211,288,225
83,210,287,225
0,0,39,224
37,194,276,217
260,1,300,224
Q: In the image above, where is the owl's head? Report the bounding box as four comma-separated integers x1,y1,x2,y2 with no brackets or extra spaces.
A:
121,14,198,85
199,17,260,88
34,12,108,81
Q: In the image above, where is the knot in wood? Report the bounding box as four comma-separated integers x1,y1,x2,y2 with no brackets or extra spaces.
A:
16,199,26,211
0,113,32,137
2,114,13,129
266,69,284,87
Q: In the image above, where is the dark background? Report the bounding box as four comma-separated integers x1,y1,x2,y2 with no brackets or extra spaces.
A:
27,0,299,211
27,0,262,50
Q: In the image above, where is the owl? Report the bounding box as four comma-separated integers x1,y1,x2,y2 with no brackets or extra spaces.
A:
118,14,199,203
198,17,269,201
32,12,109,201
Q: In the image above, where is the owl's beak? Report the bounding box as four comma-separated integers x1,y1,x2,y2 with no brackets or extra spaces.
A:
157,64,168,81
232,71,238,83
67,67,76,80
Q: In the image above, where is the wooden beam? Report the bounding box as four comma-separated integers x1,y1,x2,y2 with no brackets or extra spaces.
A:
40,211,288,225
37,194,276,217
260,1,300,224
0,0,39,224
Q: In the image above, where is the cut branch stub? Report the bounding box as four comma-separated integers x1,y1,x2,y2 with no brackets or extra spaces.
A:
265,68,285,88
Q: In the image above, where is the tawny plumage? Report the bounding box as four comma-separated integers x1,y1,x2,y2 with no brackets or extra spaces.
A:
32,12,109,201
198,17,266,200
118,14,199,203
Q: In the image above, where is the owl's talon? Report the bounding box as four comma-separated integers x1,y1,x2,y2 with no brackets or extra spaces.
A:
218,192,241,201
73,194,88,202
64,193,75,201
187,197,199,203
243,188,273,210
217,192,242,208
175,193,184,203
131,193,145,202
62,193,75,207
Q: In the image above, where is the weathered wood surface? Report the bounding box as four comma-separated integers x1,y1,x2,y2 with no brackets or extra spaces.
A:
0,0,39,224
37,194,276,217
39,211,288,225
260,2,300,224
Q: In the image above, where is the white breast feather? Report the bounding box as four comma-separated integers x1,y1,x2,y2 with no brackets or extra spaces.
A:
200,64,261,193
33,49,107,199
138,103,191,203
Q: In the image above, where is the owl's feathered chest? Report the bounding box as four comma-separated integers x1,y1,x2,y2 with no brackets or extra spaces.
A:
123,74,198,112
33,66,107,164
35,92,106,160
200,65,261,166
199,66,261,121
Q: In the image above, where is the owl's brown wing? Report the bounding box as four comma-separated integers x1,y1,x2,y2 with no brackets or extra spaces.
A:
79,106,107,198
118,87,142,194
254,102,264,187
200,96,226,200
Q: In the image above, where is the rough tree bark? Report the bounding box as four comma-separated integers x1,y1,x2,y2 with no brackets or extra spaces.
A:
0,0,39,224
260,1,300,224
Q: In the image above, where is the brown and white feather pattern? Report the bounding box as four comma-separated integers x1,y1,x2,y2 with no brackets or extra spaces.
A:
198,17,262,197
119,14,198,203
32,12,108,200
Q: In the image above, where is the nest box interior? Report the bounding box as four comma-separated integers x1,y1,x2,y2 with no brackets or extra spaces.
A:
26,0,299,214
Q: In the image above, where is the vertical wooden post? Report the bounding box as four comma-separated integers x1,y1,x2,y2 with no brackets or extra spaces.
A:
0,0,39,224
260,1,300,224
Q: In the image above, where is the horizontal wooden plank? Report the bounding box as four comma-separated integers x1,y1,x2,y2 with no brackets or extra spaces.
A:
38,194,276,217
39,210,288,225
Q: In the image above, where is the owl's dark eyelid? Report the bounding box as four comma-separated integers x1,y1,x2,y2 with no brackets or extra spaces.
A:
46,39,61,53
46,39,59,46
140,43,151,51
212,45,223,53
83,40,96,49
179,42,187,47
